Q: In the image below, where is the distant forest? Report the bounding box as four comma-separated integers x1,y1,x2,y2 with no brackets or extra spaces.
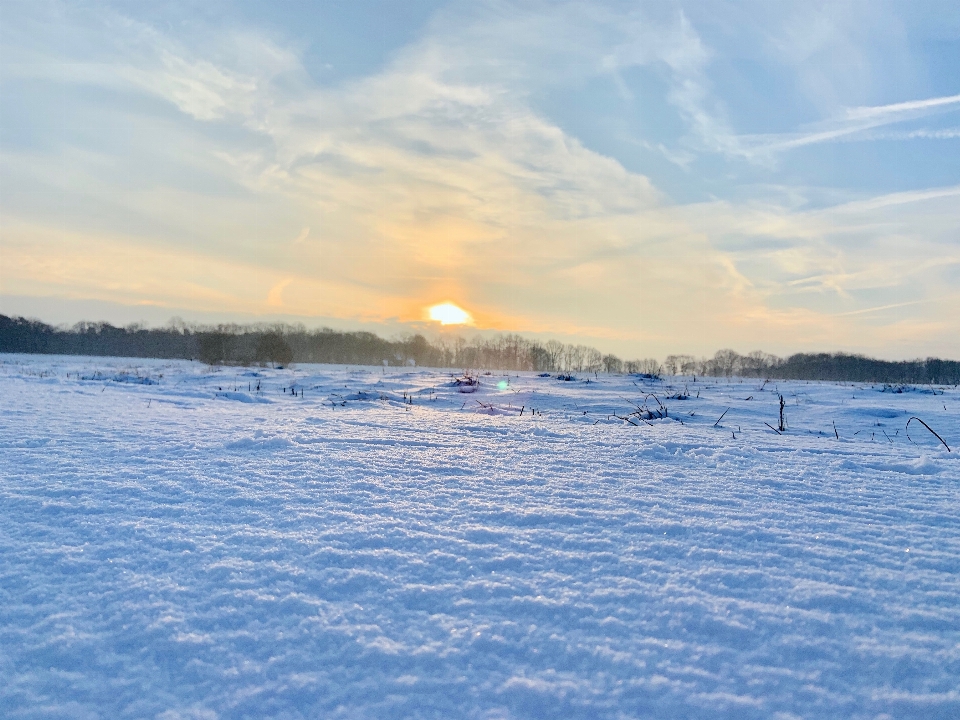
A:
2,314,958,384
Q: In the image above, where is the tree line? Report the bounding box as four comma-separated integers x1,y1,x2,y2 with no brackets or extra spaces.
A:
2,314,957,383
0,314,659,373
664,349,960,385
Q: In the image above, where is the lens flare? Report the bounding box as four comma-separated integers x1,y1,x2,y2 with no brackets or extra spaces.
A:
428,302,472,325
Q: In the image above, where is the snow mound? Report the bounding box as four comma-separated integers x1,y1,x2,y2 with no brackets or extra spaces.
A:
214,391,271,403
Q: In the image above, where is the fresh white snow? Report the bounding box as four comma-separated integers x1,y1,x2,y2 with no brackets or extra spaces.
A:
1,354,958,719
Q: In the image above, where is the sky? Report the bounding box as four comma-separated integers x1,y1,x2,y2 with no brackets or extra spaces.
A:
1,0,959,360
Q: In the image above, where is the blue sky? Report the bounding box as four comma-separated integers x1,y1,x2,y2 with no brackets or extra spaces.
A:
1,0,959,359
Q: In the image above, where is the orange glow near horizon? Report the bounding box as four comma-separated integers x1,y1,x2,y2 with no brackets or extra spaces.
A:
428,302,472,325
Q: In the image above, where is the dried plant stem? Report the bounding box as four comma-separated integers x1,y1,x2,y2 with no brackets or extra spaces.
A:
906,417,951,452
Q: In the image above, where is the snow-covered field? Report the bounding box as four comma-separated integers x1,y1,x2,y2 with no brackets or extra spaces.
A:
1,354,958,720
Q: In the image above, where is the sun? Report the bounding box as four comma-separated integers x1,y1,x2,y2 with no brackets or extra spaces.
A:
428,302,472,325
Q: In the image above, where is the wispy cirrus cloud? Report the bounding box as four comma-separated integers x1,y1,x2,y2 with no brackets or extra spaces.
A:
738,92,960,157
845,93,960,120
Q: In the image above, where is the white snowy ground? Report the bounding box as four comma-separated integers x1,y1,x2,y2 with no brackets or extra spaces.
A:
1,354,959,720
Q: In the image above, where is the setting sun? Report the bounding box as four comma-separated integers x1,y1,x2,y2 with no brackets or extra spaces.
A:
428,302,472,325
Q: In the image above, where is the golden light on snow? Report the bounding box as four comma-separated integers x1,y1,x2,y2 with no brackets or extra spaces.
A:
428,302,472,325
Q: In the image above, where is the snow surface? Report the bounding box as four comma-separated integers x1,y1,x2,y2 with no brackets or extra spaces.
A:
1,354,958,719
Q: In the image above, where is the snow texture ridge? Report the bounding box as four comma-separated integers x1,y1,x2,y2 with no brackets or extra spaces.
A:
1,354,958,719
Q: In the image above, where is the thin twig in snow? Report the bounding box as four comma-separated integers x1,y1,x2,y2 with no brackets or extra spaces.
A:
906,417,951,452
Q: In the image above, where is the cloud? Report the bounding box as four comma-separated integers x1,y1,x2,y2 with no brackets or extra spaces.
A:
682,184,960,328
740,93,960,156
867,128,960,140
266,279,293,308
637,1,958,164
845,92,960,120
